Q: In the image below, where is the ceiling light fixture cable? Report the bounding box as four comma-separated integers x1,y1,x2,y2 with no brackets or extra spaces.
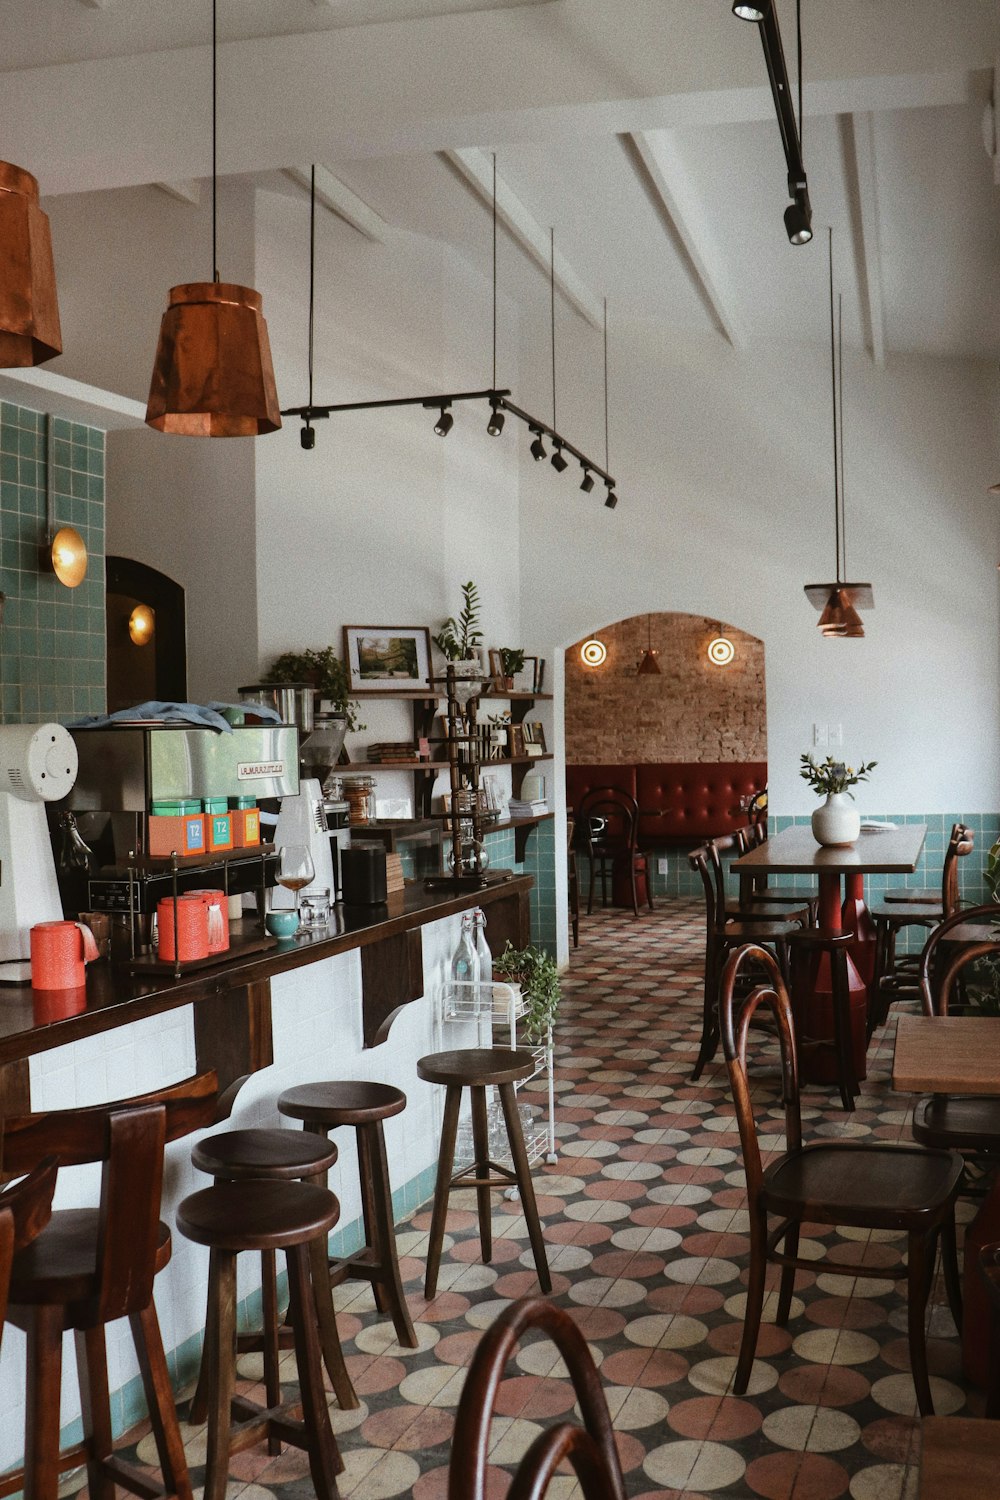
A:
603,297,618,508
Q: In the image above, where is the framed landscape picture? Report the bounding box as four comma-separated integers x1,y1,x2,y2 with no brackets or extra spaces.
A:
344,626,432,691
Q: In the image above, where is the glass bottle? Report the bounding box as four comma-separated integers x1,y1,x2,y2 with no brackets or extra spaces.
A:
450,912,480,988
473,907,492,993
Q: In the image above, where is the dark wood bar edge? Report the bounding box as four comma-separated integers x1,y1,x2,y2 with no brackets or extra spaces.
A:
0,877,535,1087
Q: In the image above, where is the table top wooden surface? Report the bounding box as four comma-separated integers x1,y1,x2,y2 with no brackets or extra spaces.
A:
733,824,926,876
892,1013,1000,1095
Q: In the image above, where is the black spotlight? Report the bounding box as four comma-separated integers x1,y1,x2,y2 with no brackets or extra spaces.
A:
300,422,316,450
784,191,813,246
487,403,505,437
434,406,454,436
604,483,618,510
551,446,569,473
530,431,547,462
732,0,767,18
580,469,595,494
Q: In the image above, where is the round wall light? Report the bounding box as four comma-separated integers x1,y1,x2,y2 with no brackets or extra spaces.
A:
49,526,88,588
580,638,607,668
707,634,735,667
128,603,156,646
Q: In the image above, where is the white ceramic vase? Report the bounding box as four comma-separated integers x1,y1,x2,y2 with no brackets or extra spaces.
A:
811,792,860,848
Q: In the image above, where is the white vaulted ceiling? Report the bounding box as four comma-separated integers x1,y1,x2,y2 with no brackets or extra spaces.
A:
2,0,998,361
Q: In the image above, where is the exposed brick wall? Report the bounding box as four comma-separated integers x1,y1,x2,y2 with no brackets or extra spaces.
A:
566,614,766,764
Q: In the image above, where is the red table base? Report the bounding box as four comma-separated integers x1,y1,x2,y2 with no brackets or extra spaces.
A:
792,871,869,1085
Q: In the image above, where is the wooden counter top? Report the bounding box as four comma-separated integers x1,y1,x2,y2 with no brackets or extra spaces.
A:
0,875,533,1072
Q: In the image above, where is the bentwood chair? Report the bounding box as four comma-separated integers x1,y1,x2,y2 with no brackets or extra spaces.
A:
871,825,974,1010
0,1071,233,1500
735,822,819,922
577,787,651,918
720,943,963,1416
447,1296,626,1500
884,822,970,905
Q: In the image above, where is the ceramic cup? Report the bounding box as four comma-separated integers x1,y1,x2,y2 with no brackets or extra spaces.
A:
265,909,300,938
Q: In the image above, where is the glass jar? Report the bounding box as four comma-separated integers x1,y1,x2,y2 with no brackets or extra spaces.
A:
342,775,377,825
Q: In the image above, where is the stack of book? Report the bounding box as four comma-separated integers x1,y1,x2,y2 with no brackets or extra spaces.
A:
508,797,548,818
386,852,405,894
367,742,421,764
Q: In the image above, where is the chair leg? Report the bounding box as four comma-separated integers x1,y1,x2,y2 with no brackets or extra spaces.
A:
75,1326,116,1500
285,1241,343,1500
938,1208,963,1332
23,1304,64,1500
201,1249,237,1500
906,1229,935,1417
425,1084,462,1299
358,1120,418,1348
692,944,721,1082
130,1300,194,1500
735,1209,768,1395
645,858,654,910
497,1081,551,1294
775,1221,800,1326
586,857,596,916
629,861,639,918
469,1084,493,1264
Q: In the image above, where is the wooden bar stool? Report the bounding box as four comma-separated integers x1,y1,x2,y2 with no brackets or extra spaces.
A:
188,1127,357,1431
278,1081,417,1349
176,1179,343,1500
0,1072,226,1500
416,1048,551,1300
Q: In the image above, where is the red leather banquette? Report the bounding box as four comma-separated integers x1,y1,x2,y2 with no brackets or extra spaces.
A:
566,762,767,848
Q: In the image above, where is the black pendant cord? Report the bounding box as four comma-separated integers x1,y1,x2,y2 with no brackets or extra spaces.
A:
550,227,557,431
211,0,218,282
603,297,610,473
308,165,316,411
828,227,840,584
838,291,846,581
492,153,498,391
796,0,803,159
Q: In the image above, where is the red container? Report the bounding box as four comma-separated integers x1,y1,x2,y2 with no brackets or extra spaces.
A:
186,889,230,955
30,921,99,990
157,895,209,963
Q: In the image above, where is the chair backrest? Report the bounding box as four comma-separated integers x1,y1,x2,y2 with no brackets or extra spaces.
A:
449,1295,627,1500
577,787,638,857
719,944,802,1206
940,824,974,918
689,844,721,933
918,903,1000,1016
735,823,768,902
0,1070,223,1325
0,1157,58,1347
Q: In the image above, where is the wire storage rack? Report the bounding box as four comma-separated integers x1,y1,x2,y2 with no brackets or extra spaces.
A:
437,978,557,1171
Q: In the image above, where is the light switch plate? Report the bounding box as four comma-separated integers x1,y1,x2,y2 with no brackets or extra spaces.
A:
813,723,828,747
829,723,843,747
658,858,669,874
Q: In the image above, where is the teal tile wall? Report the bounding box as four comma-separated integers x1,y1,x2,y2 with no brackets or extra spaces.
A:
0,402,106,722
483,818,558,957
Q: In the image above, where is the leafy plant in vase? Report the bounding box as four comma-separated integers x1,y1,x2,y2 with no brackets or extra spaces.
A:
800,754,877,848
493,941,561,1043
499,647,525,692
434,580,485,706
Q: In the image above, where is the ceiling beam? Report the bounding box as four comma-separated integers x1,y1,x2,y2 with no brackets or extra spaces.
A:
284,165,389,242
155,180,202,206
443,147,602,327
840,112,887,366
626,130,744,349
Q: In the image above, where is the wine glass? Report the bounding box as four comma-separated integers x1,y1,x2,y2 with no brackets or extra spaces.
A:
276,844,315,921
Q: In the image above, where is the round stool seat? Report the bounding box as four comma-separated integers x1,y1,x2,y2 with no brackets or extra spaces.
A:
177,1181,339,1253
192,1128,339,1181
417,1047,537,1089
279,1080,406,1127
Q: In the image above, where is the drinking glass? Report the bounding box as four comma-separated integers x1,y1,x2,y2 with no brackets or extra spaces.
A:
276,844,315,920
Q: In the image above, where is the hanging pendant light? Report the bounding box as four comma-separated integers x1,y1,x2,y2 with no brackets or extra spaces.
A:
803,229,872,637
0,162,61,367
146,0,280,436
636,614,662,676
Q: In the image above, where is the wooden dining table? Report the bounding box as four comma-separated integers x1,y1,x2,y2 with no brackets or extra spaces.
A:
733,824,927,1083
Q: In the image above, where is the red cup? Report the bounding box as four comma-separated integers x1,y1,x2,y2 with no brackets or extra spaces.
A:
187,889,230,955
30,921,98,991
157,896,209,963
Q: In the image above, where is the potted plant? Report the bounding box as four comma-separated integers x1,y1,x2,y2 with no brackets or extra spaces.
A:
493,940,561,1043
263,647,364,764
799,753,877,848
499,647,526,692
434,581,484,705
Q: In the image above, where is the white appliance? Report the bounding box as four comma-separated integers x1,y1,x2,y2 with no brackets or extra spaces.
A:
0,723,79,980
270,778,337,910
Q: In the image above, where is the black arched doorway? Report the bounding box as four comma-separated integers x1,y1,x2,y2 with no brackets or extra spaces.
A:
105,557,187,712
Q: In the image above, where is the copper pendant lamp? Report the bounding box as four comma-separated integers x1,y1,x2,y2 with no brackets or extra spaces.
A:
0,161,61,368
146,0,279,437
804,229,872,638
636,614,661,675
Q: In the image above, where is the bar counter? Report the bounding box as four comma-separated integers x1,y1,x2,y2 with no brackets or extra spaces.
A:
0,874,533,1111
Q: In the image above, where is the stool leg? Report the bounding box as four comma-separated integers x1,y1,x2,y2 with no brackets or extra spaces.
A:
75,1326,115,1500
202,1249,237,1500
425,1084,462,1300
24,1304,63,1500
260,1249,283,1455
130,1300,194,1500
469,1085,493,1265
285,1241,342,1500
308,1233,360,1410
497,1082,551,1295
358,1120,417,1348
